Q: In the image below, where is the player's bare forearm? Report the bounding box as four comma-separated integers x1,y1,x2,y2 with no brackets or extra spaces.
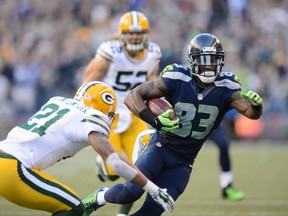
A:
120,156,148,187
88,132,148,187
125,78,168,116
125,81,153,117
82,58,109,82
231,91,262,119
88,132,117,160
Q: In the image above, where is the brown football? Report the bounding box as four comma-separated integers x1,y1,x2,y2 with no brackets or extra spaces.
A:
146,98,176,120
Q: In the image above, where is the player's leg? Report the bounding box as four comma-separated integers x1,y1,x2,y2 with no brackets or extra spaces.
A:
209,123,245,200
0,154,84,215
117,203,134,216
116,115,150,216
210,123,231,173
82,138,168,215
130,155,192,215
82,176,146,215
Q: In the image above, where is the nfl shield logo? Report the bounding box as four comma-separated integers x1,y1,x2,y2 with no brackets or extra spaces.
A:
198,94,203,100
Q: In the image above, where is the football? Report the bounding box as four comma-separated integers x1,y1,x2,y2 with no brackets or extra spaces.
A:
146,98,176,120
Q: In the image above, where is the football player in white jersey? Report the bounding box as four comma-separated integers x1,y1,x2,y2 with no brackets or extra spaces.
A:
83,11,161,215
0,81,174,216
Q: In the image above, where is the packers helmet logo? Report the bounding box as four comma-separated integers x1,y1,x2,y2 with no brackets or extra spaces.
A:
102,92,115,105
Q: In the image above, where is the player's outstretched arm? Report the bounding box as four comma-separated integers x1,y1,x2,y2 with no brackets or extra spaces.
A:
231,90,263,119
88,132,174,213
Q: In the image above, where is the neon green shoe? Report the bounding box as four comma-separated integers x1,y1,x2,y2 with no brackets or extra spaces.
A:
82,187,108,216
222,184,245,201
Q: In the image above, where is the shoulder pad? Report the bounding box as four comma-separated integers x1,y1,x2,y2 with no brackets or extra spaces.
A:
214,71,241,90
147,42,162,56
83,109,111,135
96,40,122,63
160,63,191,82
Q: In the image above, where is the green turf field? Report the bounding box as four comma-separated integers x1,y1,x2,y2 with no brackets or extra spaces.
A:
1,141,288,216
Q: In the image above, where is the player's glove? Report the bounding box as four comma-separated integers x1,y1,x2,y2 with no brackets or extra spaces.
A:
241,90,263,106
155,109,179,132
150,188,175,213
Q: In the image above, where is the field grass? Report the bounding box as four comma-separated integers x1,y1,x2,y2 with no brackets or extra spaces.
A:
1,140,288,216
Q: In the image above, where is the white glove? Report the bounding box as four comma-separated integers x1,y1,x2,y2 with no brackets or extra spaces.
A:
150,188,175,213
114,109,132,134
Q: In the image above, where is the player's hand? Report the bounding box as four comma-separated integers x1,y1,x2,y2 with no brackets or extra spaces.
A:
241,90,263,106
150,188,175,213
155,109,179,132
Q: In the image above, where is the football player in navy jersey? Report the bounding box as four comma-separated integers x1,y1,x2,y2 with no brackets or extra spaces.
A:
209,122,245,200
83,33,262,215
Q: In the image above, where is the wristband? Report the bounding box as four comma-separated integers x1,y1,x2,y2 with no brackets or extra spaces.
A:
139,108,157,128
142,180,159,194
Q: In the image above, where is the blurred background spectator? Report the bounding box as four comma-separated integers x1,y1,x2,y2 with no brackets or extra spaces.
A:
0,0,287,141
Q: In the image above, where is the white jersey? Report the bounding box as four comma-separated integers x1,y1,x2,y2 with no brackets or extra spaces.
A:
0,97,111,170
96,40,161,112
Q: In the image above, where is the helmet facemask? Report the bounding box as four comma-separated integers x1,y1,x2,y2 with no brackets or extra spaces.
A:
121,31,148,52
188,33,225,84
189,51,224,83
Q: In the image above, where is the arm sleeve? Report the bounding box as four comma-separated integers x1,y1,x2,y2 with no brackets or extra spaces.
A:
106,153,138,181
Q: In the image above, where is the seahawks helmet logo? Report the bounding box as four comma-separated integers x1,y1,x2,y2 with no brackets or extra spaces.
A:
102,92,115,105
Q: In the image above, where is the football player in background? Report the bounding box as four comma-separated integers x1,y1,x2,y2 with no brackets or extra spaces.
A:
82,33,263,215
82,10,161,215
0,81,174,216
208,122,245,200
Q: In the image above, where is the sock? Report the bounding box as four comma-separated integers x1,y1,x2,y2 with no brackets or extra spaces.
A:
220,171,233,188
97,189,108,205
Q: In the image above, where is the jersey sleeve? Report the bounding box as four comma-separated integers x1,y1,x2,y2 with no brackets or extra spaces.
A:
148,42,162,62
80,109,112,138
96,40,119,63
215,71,242,107
160,63,192,95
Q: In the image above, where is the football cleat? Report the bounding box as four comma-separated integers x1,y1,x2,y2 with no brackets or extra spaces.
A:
95,155,108,182
82,187,109,216
222,184,245,201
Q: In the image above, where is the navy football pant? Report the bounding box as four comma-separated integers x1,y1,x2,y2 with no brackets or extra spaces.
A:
209,123,230,172
104,138,192,215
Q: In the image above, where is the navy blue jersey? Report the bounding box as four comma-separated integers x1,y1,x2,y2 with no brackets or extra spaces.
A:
156,63,241,163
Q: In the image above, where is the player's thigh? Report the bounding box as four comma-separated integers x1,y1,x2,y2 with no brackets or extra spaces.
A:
0,157,81,213
156,165,192,200
122,115,149,161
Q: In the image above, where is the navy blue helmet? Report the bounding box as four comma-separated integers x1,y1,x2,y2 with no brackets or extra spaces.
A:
188,33,225,83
